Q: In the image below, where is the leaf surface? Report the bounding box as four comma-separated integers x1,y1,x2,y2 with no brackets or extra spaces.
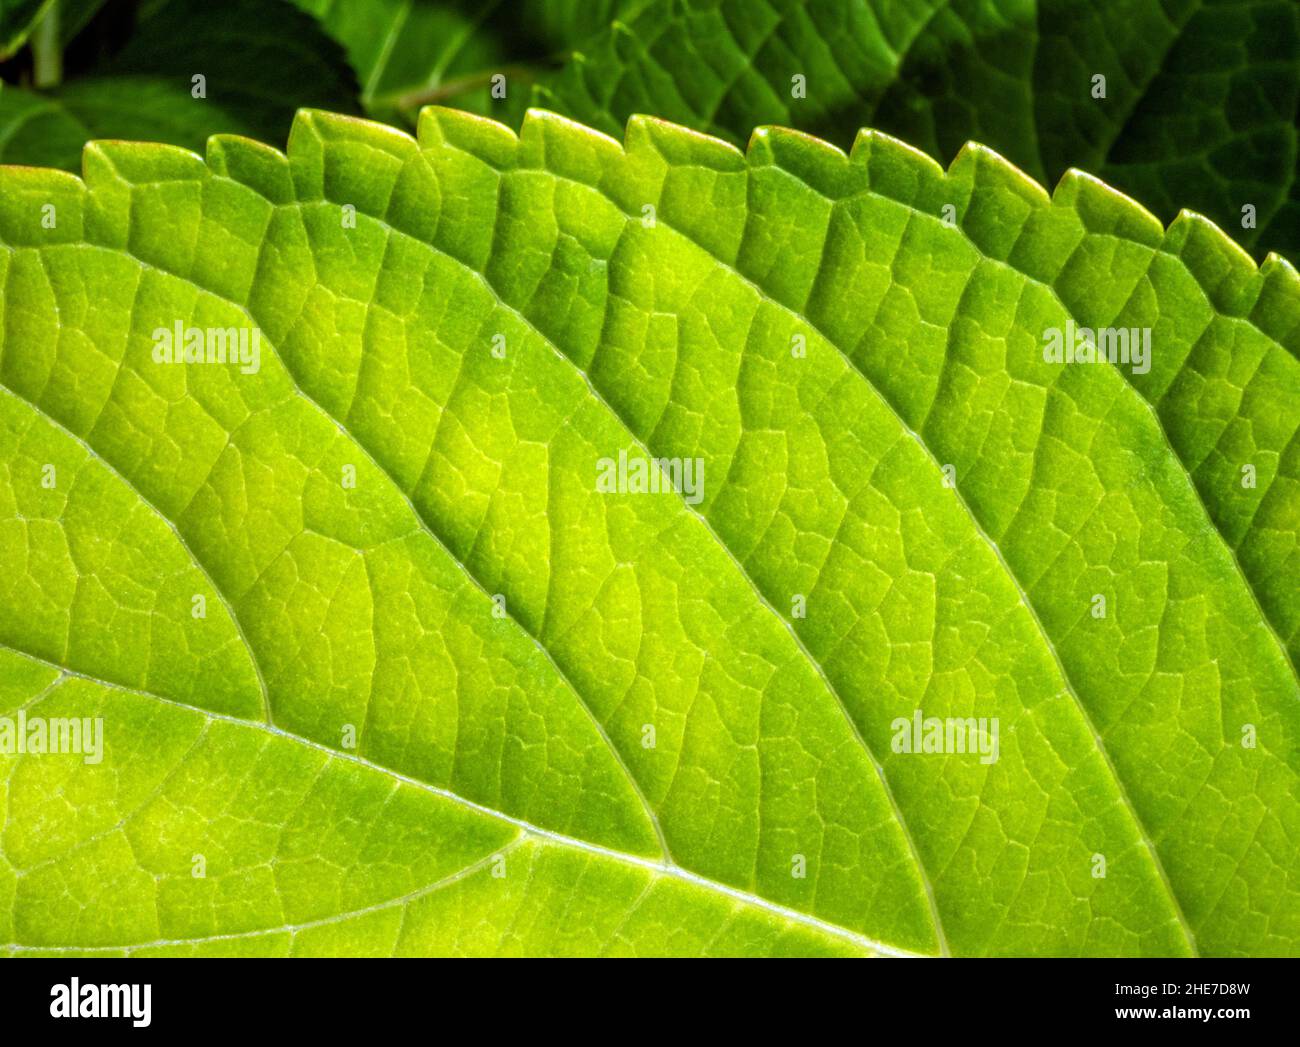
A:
0,107,1297,956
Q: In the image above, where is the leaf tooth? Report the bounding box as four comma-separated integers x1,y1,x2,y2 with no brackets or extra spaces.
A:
848,128,949,215
938,133,1294,329
618,115,745,221
624,113,744,170
82,139,206,186
417,105,519,167
744,125,855,203
205,134,294,205
290,108,419,160
748,124,847,160
1165,208,1270,316
944,140,1049,259
1255,254,1300,362
0,164,84,246
0,162,82,194
849,127,944,177
948,139,1051,207
1261,251,1300,282
287,108,418,203
518,107,623,177
1051,168,1165,246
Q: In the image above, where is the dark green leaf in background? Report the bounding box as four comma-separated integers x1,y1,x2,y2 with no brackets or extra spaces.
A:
0,0,52,59
0,0,359,169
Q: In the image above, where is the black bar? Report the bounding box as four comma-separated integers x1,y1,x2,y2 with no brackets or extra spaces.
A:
2,956,1293,1034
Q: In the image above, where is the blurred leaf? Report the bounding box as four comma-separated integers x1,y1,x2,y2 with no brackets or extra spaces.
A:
0,0,100,63
0,0,51,58
519,0,652,49
56,0,106,43
290,0,513,120
289,0,658,124
0,0,359,168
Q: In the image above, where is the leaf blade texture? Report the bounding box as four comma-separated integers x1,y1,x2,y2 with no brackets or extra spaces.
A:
0,106,1297,957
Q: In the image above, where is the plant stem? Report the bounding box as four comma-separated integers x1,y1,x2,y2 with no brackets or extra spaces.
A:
31,0,62,89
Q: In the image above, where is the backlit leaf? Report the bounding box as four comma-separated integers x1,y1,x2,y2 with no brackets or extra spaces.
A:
0,107,1296,956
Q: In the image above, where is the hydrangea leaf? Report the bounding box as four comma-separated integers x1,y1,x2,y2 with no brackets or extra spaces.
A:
0,107,1297,957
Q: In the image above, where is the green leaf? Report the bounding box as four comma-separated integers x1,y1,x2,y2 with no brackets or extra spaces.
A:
287,0,659,124
288,0,526,120
0,0,360,170
0,107,1297,957
527,0,1300,261
0,0,52,59
53,0,105,44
